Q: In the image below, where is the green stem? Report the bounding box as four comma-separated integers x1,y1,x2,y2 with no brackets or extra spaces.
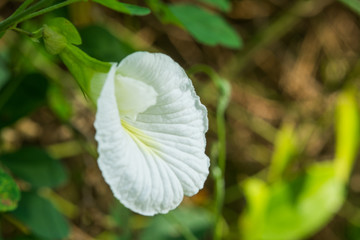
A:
0,0,52,33
17,0,83,24
188,65,231,240
0,0,83,33
10,0,35,18
213,166,225,240
11,27,42,38
11,27,33,36
3,214,29,234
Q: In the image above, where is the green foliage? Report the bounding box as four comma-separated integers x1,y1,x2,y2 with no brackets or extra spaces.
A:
0,147,67,188
108,202,133,240
197,0,231,12
47,83,72,121
0,0,150,36
338,0,360,15
169,4,242,48
240,89,360,240
0,170,20,212
42,17,111,102
146,0,182,25
268,124,298,182
0,0,52,34
92,0,151,16
140,207,213,240
46,17,82,45
0,73,48,129
10,0,34,18
11,191,70,239
79,25,135,62
43,17,81,55
149,0,240,47
59,44,111,102
1,1,360,240
43,26,67,55
188,64,231,240
242,178,269,222
334,89,360,182
347,224,360,240
0,51,10,91
243,163,344,240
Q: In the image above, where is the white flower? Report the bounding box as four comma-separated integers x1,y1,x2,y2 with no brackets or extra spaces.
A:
94,52,210,216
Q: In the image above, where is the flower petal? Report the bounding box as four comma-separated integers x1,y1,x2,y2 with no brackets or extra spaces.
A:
94,52,209,216
114,74,158,120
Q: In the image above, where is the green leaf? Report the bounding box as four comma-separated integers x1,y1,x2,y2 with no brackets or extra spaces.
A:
59,44,111,103
46,17,82,45
268,124,298,181
92,0,151,16
141,207,213,240
198,0,231,12
47,83,72,121
11,191,69,239
108,202,132,240
79,25,135,62
146,0,182,25
0,147,67,188
347,223,360,240
338,0,360,15
0,170,20,212
242,178,269,219
334,89,360,182
169,4,242,48
241,163,345,240
0,51,10,91
240,178,269,240
0,73,48,129
43,20,112,103
42,21,112,103
43,17,81,55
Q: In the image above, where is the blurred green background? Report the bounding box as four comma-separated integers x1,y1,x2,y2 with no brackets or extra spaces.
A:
1,0,360,239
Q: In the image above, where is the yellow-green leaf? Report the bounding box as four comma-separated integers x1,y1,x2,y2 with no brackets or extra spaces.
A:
0,170,20,212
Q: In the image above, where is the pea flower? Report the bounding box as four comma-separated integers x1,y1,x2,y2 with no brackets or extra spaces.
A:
94,52,209,216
